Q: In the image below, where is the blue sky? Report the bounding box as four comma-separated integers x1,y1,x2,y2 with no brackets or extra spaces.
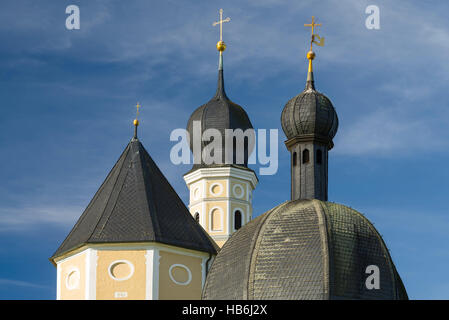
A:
0,0,448,299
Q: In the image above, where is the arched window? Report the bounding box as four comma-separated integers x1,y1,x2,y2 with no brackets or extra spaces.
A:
234,210,242,230
302,149,310,164
211,208,222,231
194,212,200,223
292,152,297,167
316,149,322,164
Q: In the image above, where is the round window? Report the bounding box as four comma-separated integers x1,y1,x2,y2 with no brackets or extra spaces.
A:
233,184,244,198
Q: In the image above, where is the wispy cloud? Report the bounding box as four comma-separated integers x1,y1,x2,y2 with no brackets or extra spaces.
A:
0,206,81,232
334,107,448,157
0,278,52,290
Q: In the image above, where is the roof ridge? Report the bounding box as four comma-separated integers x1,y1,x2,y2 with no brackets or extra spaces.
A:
50,143,131,258
136,141,162,240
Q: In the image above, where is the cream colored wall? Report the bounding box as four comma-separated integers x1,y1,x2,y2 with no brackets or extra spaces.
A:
185,169,256,249
214,240,227,248
158,250,203,300
230,178,248,200
96,249,146,300
58,251,86,300
205,201,227,235
205,180,227,198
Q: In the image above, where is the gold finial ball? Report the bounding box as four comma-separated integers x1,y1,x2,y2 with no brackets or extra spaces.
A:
216,40,226,52
307,50,316,60
134,119,139,126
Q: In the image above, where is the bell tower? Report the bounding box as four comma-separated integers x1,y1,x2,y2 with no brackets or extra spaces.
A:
281,17,338,201
184,9,257,247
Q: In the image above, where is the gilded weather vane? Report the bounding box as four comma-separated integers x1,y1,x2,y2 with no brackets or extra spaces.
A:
304,16,325,51
213,9,230,52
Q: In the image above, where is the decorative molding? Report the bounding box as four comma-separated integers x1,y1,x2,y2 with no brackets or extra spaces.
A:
189,197,250,207
209,206,224,232
65,267,80,291
145,249,154,300
193,185,201,201
184,167,258,189
56,263,61,300
108,260,135,281
85,248,97,300
210,234,231,241
168,264,192,286
232,183,244,199
209,182,223,196
201,258,206,288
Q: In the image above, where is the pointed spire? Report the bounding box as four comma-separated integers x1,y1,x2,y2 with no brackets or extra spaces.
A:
213,9,230,99
306,51,316,90
215,52,228,99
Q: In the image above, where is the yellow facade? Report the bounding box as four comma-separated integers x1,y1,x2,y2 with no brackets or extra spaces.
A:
184,167,257,248
96,249,146,300
58,251,86,300
158,251,203,300
55,243,208,300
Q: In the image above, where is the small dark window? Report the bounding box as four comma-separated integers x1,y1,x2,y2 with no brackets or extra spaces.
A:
292,152,297,166
316,149,322,164
234,210,242,230
194,212,200,223
302,149,310,164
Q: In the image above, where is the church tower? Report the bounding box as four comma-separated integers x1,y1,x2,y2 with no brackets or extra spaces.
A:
281,17,338,201
184,9,257,248
50,109,218,300
202,17,408,300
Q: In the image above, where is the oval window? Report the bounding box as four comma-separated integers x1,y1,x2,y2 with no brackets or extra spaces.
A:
108,260,134,281
66,268,80,290
169,264,192,285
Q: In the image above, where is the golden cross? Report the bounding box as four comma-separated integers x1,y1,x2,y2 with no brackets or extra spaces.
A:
136,102,141,119
212,8,230,41
304,16,324,50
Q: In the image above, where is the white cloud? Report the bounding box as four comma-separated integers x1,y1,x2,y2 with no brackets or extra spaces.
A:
0,278,51,289
334,107,448,156
0,205,81,232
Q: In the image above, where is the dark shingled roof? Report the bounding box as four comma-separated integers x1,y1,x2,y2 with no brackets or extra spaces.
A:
202,199,408,300
50,138,218,261
281,73,338,144
186,55,254,168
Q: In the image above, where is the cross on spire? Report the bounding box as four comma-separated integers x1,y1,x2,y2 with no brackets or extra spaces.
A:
304,16,325,51
136,102,141,120
213,9,230,42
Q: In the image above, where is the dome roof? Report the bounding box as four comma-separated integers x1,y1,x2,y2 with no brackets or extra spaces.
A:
202,199,408,300
186,58,254,168
281,74,338,147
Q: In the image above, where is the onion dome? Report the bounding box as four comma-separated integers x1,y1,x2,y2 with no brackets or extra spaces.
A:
186,45,254,169
202,199,408,300
281,50,338,148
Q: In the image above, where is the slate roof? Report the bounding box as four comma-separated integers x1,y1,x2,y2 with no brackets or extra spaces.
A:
281,72,338,144
186,56,254,167
50,137,218,261
202,199,408,300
